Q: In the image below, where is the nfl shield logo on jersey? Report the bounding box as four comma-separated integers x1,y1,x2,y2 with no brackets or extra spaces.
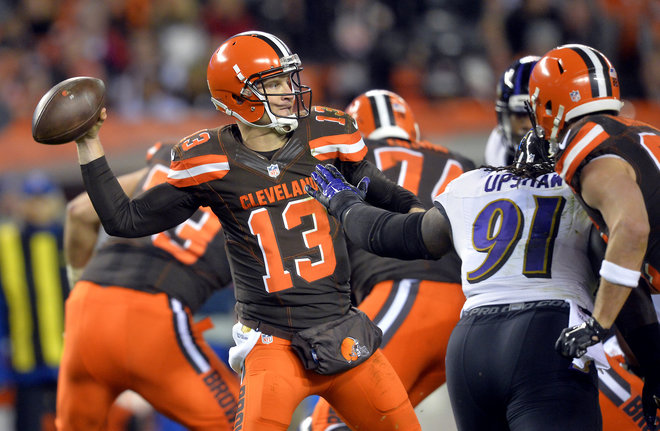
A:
569,90,581,102
267,164,280,178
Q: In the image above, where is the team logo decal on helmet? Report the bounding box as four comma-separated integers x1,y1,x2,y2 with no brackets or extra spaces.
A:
207,31,312,134
345,89,420,141
529,44,623,144
340,337,369,363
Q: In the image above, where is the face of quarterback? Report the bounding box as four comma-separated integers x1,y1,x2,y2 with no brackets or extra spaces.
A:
260,75,295,119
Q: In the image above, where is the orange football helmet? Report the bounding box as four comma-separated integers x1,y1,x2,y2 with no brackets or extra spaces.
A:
529,44,623,143
345,89,420,141
207,31,311,134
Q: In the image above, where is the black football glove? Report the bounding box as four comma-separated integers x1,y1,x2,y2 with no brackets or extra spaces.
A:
554,316,609,359
643,375,660,431
306,164,369,220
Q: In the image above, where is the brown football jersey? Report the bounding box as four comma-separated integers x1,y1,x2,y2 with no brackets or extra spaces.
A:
555,114,660,287
349,137,475,304
165,107,420,332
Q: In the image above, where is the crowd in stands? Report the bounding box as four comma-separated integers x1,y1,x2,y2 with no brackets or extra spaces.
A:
1,0,659,132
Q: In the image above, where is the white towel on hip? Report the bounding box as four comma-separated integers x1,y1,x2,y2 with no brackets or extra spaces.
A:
567,300,610,371
228,322,261,374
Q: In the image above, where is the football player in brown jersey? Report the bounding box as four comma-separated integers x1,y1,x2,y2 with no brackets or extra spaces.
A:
485,57,651,431
68,31,423,430
530,43,660,430
304,89,474,431
57,142,239,431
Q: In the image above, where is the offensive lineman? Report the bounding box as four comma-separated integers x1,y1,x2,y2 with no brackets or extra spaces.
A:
57,142,239,430
529,44,660,429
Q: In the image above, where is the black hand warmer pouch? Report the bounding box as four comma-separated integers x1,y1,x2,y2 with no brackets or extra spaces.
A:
290,307,382,375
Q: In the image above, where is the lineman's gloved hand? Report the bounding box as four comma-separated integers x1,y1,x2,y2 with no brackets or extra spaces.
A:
642,375,660,430
554,316,609,359
306,164,369,221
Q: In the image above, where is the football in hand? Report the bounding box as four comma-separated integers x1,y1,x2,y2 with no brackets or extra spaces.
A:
32,76,106,145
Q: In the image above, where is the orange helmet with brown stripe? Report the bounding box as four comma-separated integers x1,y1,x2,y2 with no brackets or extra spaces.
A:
207,31,311,134
529,44,623,144
345,89,420,142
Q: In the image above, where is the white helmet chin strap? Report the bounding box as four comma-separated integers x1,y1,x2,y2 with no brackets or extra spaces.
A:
230,110,299,135
263,107,299,135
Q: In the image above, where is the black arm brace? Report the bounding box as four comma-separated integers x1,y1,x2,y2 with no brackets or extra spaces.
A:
81,156,197,237
338,197,432,260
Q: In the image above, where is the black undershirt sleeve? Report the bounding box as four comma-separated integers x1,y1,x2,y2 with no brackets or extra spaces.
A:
341,160,422,213
81,156,199,237
337,197,432,260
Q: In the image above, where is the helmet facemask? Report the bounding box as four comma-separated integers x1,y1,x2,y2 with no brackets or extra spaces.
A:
512,102,556,176
210,52,312,135
497,98,532,155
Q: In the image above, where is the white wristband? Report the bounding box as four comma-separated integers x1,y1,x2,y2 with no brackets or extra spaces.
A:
599,260,641,288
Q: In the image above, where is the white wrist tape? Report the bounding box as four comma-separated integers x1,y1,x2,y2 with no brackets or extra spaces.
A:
599,260,641,288
66,265,83,288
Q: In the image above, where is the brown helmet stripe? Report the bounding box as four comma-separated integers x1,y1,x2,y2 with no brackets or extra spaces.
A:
569,45,612,98
367,93,395,130
236,30,292,58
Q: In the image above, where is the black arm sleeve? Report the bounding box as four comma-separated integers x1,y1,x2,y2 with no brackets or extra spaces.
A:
81,156,199,237
341,202,432,260
342,160,422,212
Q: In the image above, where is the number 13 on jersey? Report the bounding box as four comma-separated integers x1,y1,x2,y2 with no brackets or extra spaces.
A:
248,197,337,293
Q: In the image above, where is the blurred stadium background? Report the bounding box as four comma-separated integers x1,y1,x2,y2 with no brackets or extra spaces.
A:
1,0,660,429
2,0,660,196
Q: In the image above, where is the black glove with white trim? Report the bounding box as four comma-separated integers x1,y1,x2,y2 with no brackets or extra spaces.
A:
554,316,609,359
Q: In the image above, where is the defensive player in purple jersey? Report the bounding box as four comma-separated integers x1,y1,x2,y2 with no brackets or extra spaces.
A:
308,127,606,430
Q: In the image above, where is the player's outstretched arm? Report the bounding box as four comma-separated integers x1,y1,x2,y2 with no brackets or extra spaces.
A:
346,159,424,214
308,163,451,260
73,109,199,238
